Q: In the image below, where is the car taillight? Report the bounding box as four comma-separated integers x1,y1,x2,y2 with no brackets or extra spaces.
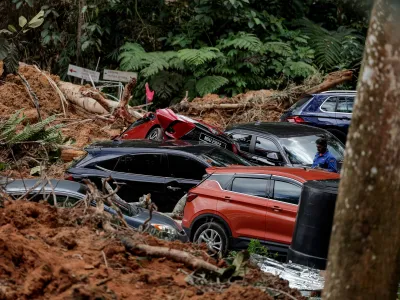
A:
186,193,198,202
287,116,305,123
64,174,73,181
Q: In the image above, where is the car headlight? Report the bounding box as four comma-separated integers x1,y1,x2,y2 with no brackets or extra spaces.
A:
151,223,178,236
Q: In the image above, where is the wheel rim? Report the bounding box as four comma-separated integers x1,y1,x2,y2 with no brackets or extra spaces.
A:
148,130,159,140
197,228,223,252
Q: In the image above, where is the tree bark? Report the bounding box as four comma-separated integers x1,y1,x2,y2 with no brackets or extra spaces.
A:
76,0,85,66
323,1,400,299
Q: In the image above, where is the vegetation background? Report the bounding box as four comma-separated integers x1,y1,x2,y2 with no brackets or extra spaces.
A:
0,0,372,107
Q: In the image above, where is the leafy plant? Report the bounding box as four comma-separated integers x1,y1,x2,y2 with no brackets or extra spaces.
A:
0,10,44,76
247,239,270,257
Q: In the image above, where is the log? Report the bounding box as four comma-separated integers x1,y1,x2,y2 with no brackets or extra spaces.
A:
302,70,354,96
61,149,86,162
57,81,143,119
121,237,220,272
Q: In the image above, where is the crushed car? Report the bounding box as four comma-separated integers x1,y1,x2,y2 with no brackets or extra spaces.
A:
3,178,188,242
116,108,240,154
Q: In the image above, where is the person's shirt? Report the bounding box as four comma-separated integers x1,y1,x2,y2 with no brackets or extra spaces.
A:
312,150,338,173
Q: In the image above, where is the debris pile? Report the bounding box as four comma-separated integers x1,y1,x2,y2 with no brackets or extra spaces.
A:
0,200,306,299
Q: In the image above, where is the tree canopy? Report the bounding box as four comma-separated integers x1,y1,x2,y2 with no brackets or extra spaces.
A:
0,0,372,106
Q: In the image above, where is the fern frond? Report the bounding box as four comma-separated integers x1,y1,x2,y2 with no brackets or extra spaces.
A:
178,47,220,66
219,32,263,52
263,42,293,56
196,76,229,96
284,61,317,78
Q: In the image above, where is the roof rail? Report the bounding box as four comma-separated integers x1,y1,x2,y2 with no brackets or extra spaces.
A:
320,90,357,94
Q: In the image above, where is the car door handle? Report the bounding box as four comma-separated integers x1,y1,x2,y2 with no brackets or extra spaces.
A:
224,196,231,202
272,206,282,212
167,186,181,191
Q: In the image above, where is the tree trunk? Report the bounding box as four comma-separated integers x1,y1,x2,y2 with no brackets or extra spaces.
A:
76,0,85,66
323,1,400,299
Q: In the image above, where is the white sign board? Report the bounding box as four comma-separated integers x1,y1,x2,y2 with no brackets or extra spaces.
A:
103,69,138,82
67,64,100,82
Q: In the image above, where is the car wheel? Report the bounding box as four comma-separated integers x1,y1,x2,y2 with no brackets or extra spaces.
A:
193,222,229,256
146,127,163,141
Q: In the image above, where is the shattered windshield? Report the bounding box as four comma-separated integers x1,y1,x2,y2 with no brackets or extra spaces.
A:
199,148,252,167
280,134,345,166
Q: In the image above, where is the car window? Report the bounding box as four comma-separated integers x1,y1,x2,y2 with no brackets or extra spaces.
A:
320,97,337,112
254,137,281,158
168,155,205,180
115,154,165,176
207,174,233,189
231,177,269,198
229,133,252,152
273,181,301,205
291,96,312,114
94,157,120,171
336,96,354,113
198,148,252,167
280,133,345,165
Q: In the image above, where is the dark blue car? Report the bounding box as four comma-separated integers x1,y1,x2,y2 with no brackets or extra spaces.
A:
280,91,355,143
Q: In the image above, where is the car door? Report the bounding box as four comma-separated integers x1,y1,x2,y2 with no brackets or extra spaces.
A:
109,154,168,206
217,176,271,241
335,96,354,134
317,96,339,127
164,154,206,210
251,136,286,166
266,177,302,245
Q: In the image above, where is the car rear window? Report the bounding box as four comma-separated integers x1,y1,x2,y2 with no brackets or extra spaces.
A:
289,96,312,114
199,148,252,167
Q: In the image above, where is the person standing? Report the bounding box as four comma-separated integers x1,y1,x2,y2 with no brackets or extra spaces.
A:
312,138,338,173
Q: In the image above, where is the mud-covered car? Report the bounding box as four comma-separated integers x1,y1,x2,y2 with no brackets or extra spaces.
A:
116,108,240,154
3,179,188,242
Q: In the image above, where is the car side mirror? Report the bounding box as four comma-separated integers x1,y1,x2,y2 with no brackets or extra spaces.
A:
267,152,279,160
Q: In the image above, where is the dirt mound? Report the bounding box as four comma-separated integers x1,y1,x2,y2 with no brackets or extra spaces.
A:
0,201,305,300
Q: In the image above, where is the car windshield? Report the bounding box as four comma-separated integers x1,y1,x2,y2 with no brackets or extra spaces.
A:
279,134,345,166
199,148,252,167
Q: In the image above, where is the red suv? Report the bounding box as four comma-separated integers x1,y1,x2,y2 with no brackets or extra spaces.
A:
182,166,340,255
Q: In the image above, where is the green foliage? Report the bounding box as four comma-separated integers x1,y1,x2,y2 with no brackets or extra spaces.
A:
0,10,44,76
247,239,270,257
0,0,369,103
296,18,365,71
0,110,64,148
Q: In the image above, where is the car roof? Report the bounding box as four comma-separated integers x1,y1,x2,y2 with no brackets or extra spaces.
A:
3,179,87,196
86,139,221,155
227,122,329,138
206,166,340,183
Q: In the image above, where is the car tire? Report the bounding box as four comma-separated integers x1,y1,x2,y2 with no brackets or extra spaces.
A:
193,222,229,256
327,129,347,144
146,127,163,141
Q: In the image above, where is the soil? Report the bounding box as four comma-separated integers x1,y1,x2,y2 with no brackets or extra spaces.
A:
0,200,306,300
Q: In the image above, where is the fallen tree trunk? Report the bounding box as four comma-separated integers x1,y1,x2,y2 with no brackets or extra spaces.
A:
172,70,353,113
120,237,220,272
302,70,354,97
57,81,143,119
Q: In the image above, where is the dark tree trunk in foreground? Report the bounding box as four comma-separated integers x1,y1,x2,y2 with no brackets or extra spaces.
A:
323,0,400,299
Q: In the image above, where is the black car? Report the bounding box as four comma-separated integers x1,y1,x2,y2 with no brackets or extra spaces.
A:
225,122,345,170
65,139,252,212
3,179,188,242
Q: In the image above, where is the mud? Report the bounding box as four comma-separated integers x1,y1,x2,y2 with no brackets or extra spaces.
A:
0,201,305,300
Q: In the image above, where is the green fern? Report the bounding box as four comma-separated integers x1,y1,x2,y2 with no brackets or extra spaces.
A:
219,32,263,52
196,76,229,96
296,18,364,70
284,61,317,78
178,47,220,66
263,42,293,56
0,112,64,147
